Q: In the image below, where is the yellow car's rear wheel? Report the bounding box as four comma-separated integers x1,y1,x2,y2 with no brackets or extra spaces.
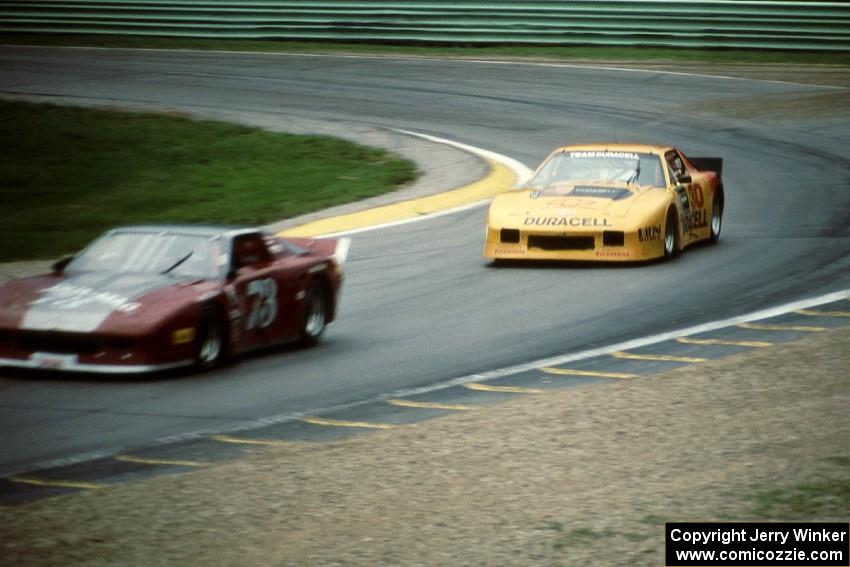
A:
709,188,724,243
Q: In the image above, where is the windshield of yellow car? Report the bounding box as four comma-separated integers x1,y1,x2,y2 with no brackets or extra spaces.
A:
528,151,666,191
67,231,219,280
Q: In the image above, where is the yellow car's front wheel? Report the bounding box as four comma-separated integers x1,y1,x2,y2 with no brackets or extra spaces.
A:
663,209,678,260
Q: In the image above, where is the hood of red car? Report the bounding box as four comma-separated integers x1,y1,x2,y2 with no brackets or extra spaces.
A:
1,271,195,333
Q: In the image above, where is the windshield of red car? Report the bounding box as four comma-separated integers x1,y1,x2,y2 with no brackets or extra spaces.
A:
528,151,666,191
66,231,219,280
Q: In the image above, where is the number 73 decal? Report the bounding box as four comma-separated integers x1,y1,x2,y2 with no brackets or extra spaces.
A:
246,278,278,330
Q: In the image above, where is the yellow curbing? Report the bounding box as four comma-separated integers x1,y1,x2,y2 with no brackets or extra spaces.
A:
114,455,209,467
9,476,103,490
541,367,639,379
676,337,772,348
795,309,850,318
611,351,707,363
736,322,827,332
464,383,545,394
300,417,394,429
387,399,476,411
278,157,515,237
209,434,295,447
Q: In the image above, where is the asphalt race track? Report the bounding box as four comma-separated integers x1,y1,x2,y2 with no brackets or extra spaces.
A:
1,47,849,482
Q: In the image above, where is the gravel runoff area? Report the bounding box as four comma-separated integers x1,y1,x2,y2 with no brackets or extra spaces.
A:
2,327,848,566
1,59,848,565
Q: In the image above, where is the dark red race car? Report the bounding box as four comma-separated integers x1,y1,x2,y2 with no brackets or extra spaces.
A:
0,225,350,373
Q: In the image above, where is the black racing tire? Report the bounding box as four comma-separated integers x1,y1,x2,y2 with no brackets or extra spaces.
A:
663,208,678,260
299,280,329,347
195,306,225,370
709,187,724,244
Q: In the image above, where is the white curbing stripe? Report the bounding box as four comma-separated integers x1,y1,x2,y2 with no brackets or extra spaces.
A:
389,288,850,397
316,130,533,238
392,128,534,184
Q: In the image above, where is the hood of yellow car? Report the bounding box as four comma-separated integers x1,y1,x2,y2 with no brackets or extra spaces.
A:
489,181,664,228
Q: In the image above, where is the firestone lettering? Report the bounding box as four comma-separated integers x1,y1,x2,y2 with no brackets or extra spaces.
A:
524,217,612,227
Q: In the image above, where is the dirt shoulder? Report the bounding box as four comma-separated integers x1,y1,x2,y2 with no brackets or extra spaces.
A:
2,327,848,566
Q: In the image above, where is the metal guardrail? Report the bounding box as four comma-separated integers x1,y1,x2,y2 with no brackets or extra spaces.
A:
1,1,849,51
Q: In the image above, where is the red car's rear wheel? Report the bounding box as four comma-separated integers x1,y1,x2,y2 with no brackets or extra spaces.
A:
196,306,225,370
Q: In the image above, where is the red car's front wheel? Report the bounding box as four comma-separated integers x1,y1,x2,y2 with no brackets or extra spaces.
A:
300,281,328,347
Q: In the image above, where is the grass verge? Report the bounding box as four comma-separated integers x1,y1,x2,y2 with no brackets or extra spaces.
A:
750,466,850,519
3,33,850,66
0,100,417,261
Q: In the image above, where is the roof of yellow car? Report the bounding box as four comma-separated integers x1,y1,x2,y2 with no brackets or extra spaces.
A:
553,142,672,154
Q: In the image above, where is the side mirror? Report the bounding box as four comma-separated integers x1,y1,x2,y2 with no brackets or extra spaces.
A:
677,172,692,184
52,256,73,274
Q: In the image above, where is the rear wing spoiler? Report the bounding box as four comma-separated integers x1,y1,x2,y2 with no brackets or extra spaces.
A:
285,236,351,266
332,237,351,266
689,157,723,177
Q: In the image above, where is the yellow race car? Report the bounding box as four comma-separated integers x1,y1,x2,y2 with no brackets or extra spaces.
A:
484,143,724,262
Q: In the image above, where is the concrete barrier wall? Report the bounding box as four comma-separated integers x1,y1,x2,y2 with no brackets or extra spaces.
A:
2,1,849,51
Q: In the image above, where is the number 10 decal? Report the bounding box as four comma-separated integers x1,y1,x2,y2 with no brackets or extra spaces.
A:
686,183,705,208
246,278,278,330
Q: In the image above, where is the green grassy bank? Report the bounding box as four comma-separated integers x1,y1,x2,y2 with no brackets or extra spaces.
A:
0,100,416,261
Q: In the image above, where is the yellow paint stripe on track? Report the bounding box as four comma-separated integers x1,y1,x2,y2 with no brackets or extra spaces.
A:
736,322,827,332
464,383,545,394
114,455,208,467
387,399,475,411
300,417,394,430
611,351,707,363
209,435,294,447
795,309,850,318
676,337,772,348
540,367,638,379
279,158,514,237
9,476,103,490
